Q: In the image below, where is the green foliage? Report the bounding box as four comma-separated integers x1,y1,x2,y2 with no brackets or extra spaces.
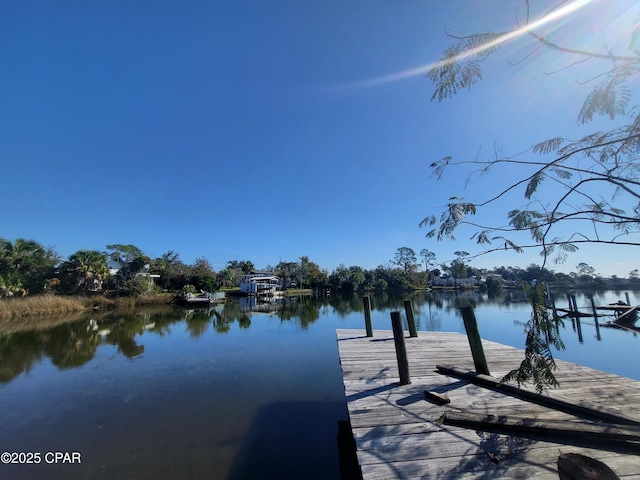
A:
0,238,59,296
215,268,237,289
421,198,477,241
427,33,503,101
227,260,254,274
104,244,155,295
151,251,189,291
275,257,328,290
393,247,418,273
106,244,144,264
501,285,565,394
122,277,152,296
189,274,217,292
327,263,418,293
59,250,109,294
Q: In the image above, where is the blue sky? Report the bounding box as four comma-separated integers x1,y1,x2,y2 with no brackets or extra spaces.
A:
1,0,638,277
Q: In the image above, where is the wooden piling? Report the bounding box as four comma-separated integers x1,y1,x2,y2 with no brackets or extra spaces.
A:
625,292,631,305
390,311,410,385
403,299,418,337
571,295,579,316
575,318,584,343
589,296,601,340
363,295,373,337
459,305,490,376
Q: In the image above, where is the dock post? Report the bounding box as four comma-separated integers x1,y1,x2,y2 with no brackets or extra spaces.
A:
404,300,418,338
625,292,631,305
390,311,411,385
566,294,576,329
575,317,584,343
589,296,601,341
460,305,490,376
571,294,583,343
363,295,373,337
571,295,579,316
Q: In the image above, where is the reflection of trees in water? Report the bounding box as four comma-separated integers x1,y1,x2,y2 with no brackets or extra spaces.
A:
41,324,100,368
0,331,42,383
0,308,180,383
184,309,211,338
0,291,561,383
275,296,320,329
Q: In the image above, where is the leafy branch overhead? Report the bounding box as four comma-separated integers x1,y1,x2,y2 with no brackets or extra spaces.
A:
421,0,640,265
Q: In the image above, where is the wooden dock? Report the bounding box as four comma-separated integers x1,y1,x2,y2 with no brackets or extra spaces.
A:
336,329,640,479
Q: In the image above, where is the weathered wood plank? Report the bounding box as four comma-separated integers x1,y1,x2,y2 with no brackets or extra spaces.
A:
337,329,640,479
441,411,640,442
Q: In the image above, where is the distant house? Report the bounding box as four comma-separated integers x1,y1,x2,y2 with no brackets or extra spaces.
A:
239,271,282,296
483,274,503,282
137,264,160,289
432,274,479,288
105,260,159,290
107,259,124,276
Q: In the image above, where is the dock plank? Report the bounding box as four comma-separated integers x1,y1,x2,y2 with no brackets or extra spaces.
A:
337,329,640,479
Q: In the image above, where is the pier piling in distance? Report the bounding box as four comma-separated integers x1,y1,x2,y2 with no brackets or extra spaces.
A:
460,305,490,376
589,296,602,341
363,295,373,337
403,300,418,338
570,294,584,343
390,311,410,385
571,295,579,316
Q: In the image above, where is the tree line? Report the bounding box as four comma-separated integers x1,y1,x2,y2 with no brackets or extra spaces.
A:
1,238,637,298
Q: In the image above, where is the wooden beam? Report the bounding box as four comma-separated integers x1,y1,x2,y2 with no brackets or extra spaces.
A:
440,411,640,443
436,364,640,426
423,390,450,405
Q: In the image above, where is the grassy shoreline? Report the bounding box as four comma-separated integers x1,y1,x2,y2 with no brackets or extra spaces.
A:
0,293,173,319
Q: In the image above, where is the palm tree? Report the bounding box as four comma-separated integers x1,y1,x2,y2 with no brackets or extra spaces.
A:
61,250,109,293
0,238,58,295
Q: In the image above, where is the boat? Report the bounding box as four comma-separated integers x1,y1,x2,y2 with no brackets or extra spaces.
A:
174,291,225,306
239,271,282,296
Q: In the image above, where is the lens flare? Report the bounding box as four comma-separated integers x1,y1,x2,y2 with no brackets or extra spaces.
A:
333,0,596,91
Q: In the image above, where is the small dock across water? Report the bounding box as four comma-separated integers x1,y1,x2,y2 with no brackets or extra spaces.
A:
337,329,640,479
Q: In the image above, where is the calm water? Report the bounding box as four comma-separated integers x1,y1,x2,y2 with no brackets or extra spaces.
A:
0,290,638,479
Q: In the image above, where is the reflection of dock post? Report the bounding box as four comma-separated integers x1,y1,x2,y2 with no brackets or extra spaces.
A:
589,296,601,341
575,317,584,343
404,300,418,337
572,295,584,343
567,293,573,317
363,295,373,337
566,294,576,330
390,311,410,385
460,305,490,376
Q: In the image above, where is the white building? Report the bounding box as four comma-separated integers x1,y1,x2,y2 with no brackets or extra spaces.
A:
239,271,282,295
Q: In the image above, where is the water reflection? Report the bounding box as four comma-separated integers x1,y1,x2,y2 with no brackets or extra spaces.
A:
1,290,638,385
1,290,639,480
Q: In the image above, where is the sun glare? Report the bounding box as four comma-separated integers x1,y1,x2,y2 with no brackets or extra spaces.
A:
335,0,598,91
